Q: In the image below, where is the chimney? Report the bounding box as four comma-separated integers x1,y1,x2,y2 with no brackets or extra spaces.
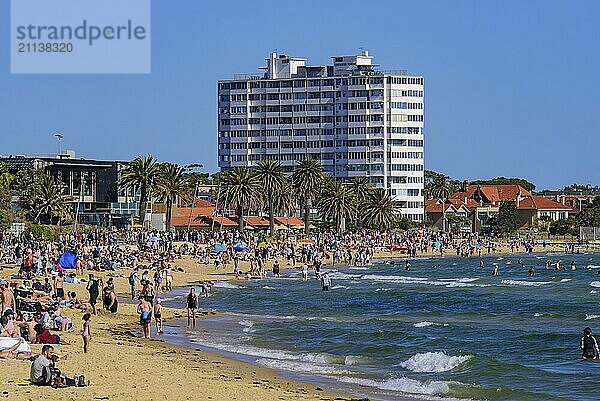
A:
462,180,469,192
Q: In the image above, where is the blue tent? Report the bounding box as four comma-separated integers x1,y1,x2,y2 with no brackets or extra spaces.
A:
214,243,226,253
58,251,77,269
232,241,248,252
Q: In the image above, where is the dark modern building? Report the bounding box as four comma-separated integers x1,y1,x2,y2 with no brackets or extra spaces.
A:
0,151,139,227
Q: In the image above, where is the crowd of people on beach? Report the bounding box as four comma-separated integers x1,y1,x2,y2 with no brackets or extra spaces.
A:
0,225,597,390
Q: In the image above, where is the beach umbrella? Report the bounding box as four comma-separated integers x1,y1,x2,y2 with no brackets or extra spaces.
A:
58,251,77,269
213,243,226,253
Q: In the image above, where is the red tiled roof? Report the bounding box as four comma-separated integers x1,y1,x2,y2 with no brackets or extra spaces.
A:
518,196,571,210
206,215,238,227
424,199,456,213
457,184,531,204
274,216,305,226
242,216,271,227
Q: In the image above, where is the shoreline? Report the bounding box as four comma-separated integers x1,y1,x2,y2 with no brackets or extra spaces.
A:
0,245,590,401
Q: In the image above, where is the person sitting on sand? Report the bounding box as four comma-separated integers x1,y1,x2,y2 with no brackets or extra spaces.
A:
30,345,85,387
30,345,55,386
34,323,68,345
1,309,20,338
0,338,31,360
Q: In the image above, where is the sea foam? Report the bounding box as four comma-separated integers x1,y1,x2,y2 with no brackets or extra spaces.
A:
399,352,471,373
501,280,552,287
337,376,450,396
212,281,240,289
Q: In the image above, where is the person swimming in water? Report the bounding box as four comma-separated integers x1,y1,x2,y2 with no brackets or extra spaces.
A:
581,327,599,360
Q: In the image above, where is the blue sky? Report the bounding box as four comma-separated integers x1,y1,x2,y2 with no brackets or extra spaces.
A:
1,0,599,190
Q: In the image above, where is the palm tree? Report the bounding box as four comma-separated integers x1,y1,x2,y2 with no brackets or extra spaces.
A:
430,175,453,232
33,173,69,224
254,160,287,236
220,166,259,231
362,188,399,231
156,163,190,232
292,158,324,233
120,155,160,226
348,176,373,228
318,179,356,234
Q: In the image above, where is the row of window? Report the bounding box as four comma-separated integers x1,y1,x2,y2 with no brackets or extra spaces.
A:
389,176,424,184
389,189,422,197
220,135,424,149
220,89,388,103
389,139,424,147
390,102,423,110
389,151,423,159
388,114,424,123
222,100,424,115
389,164,424,171
387,77,424,85
219,76,390,91
388,127,421,134
222,127,390,138
389,89,423,98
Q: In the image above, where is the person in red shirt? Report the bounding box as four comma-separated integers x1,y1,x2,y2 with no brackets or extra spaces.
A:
34,324,68,345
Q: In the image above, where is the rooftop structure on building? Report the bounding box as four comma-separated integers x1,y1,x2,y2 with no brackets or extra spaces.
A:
218,51,425,221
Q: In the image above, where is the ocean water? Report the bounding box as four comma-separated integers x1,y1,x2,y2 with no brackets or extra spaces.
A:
162,253,600,401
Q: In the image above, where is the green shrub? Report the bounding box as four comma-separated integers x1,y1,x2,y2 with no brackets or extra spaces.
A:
0,209,12,231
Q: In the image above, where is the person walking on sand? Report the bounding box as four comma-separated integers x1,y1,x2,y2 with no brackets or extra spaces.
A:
137,296,152,339
154,298,163,335
186,288,198,328
86,274,102,315
128,268,139,300
81,313,91,353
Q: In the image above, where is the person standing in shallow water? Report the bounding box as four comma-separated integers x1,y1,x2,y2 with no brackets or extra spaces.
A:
581,327,599,360
186,288,198,328
137,296,152,339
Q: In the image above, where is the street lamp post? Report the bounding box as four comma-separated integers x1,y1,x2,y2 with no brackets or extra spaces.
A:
54,133,63,157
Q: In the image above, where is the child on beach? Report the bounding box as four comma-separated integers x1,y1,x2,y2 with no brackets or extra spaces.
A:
81,313,91,353
154,298,163,335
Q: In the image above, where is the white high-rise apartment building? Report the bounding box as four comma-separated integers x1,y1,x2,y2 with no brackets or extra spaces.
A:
217,51,424,221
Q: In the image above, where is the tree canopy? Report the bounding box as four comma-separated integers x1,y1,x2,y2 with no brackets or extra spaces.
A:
471,177,536,192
